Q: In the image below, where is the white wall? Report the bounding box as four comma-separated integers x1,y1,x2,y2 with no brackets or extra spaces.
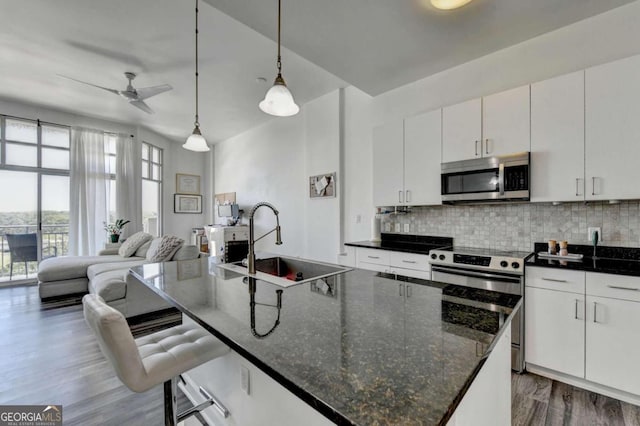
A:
137,127,207,241
214,112,306,257
372,0,640,125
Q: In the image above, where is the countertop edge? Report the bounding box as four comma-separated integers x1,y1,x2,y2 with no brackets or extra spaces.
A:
526,257,640,277
438,298,522,425
345,241,433,255
129,267,356,426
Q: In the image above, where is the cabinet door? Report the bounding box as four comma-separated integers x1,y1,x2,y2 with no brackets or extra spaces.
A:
373,120,404,206
531,71,585,202
525,287,585,377
482,85,530,157
442,98,482,162
586,295,640,395
404,109,442,205
586,54,640,200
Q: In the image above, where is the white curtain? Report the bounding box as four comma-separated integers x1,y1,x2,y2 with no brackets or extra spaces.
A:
69,127,108,256
116,134,142,239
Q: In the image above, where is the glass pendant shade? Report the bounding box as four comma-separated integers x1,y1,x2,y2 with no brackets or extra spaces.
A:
430,0,474,10
183,126,210,152
259,74,300,117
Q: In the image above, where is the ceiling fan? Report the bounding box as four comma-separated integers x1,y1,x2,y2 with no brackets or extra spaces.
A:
60,72,172,114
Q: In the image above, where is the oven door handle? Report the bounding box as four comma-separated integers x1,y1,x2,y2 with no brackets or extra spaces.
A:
498,162,505,195
431,265,521,283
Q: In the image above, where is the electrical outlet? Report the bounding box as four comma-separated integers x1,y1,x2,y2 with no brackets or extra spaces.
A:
241,365,250,395
404,224,410,233
588,227,602,243
394,223,401,233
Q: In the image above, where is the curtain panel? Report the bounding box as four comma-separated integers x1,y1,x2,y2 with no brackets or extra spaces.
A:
116,134,142,239
69,127,109,256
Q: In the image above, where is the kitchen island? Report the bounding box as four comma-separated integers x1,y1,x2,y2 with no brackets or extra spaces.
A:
130,257,519,425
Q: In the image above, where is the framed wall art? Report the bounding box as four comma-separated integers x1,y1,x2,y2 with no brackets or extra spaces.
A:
309,173,336,198
174,194,202,214
176,173,201,195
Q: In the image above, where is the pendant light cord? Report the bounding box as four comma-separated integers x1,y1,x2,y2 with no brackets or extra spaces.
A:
277,0,282,75
194,0,200,127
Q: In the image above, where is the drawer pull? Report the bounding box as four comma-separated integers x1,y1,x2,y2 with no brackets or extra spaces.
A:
402,260,417,264
593,301,598,323
574,299,579,320
542,278,568,283
367,256,380,259
607,285,640,292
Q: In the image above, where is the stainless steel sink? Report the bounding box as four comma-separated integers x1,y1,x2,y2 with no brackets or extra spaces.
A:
218,255,351,287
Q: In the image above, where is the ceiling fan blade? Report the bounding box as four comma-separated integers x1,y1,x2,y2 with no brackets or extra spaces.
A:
58,74,120,95
129,100,154,114
136,84,172,100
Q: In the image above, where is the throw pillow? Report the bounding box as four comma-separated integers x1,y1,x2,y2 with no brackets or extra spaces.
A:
118,232,153,258
134,240,152,258
146,236,184,262
172,245,200,261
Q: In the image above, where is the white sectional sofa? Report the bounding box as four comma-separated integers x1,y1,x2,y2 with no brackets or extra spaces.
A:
37,233,199,318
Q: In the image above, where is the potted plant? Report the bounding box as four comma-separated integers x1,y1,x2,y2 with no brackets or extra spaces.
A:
104,219,131,243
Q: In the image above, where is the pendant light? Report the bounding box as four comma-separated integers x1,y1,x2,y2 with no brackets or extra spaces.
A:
259,0,299,117
183,0,210,152
430,0,474,10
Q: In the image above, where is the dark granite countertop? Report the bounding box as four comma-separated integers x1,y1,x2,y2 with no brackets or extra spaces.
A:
527,242,640,277
346,233,452,255
131,258,519,426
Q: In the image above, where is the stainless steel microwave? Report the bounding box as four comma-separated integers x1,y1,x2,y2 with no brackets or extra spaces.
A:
441,152,530,203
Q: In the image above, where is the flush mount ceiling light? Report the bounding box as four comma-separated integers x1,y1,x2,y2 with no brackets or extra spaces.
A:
431,0,474,10
183,0,210,152
259,0,299,117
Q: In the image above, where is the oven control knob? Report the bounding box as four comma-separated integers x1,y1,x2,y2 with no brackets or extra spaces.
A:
431,254,437,259
500,260,508,268
511,262,520,269
439,255,446,261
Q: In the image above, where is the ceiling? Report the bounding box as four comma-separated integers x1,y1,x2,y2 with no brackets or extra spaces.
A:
0,0,636,143
0,0,343,143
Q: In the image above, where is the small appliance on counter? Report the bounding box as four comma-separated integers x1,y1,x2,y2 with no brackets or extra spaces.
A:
205,225,249,263
190,228,209,254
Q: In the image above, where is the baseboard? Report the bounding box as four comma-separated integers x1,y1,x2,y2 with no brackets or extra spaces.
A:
526,363,640,406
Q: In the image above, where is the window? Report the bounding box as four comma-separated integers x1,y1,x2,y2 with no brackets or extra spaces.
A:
142,142,162,236
0,115,70,282
104,134,117,224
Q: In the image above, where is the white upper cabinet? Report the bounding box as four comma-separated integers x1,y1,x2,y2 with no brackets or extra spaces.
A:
442,98,482,163
531,71,585,202
586,54,640,201
372,120,404,207
404,109,442,206
442,86,529,163
482,85,530,157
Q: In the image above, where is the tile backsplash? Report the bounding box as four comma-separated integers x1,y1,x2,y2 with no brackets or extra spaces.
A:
381,201,640,252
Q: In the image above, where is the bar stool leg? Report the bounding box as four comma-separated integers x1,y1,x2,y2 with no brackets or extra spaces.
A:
164,378,178,426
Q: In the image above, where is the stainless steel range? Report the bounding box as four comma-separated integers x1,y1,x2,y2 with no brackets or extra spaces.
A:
429,246,533,373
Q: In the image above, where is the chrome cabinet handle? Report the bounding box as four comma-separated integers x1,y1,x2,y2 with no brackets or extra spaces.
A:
402,260,417,264
475,140,479,156
593,301,598,323
576,178,580,196
406,285,412,298
406,190,411,203
398,283,404,296
607,285,640,292
367,255,380,259
574,299,579,319
398,190,403,203
591,177,600,196
485,139,489,155
542,278,568,283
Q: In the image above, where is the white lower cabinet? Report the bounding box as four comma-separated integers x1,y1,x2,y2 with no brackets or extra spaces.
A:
526,267,640,400
355,247,430,279
525,286,585,378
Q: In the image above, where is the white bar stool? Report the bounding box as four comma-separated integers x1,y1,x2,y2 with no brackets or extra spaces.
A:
83,294,230,425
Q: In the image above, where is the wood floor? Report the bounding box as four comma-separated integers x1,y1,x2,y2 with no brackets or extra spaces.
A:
1,285,639,425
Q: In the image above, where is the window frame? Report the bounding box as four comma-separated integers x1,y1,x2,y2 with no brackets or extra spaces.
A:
141,141,163,236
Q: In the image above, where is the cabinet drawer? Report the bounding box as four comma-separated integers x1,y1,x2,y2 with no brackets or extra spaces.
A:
357,248,390,265
525,267,585,294
357,261,390,273
389,251,430,272
586,272,640,302
391,266,431,280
